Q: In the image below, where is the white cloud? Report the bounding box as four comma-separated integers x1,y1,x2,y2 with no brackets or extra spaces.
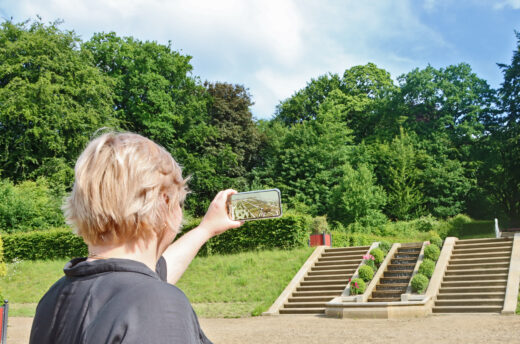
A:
494,0,520,9
1,0,451,118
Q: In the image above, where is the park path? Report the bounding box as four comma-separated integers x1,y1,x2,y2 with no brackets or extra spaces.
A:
8,315,520,344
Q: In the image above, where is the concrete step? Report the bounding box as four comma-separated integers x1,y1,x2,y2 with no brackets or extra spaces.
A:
307,269,355,276
436,292,505,300
450,252,512,259
444,268,509,276
368,297,400,302
456,238,512,244
387,264,415,271
441,280,507,288
291,291,340,297
316,258,361,264
375,284,408,291
324,247,370,253
432,306,502,313
449,257,510,265
394,253,419,259
288,296,335,303
279,308,325,314
300,280,348,287
435,299,504,307
454,242,512,250
321,251,367,258
371,291,403,298
397,248,421,253
443,273,507,282
312,264,359,270
439,286,506,294
391,258,418,264
384,271,412,278
447,262,509,270
452,246,512,255
296,285,345,292
380,277,410,284
283,303,327,310
304,274,352,281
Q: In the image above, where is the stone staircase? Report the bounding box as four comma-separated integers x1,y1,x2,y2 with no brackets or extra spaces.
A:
368,243,422,302
279,246,370,314
433,237,513,313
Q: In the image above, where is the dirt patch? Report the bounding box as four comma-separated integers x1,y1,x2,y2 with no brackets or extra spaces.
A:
9,314,520,344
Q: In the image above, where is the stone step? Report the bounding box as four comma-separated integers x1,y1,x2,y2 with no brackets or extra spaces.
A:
432,306,502,313
443,273,507,282
397,248,421,253
307,269,355,276
371,291,403,298
288,296,335,303
454,242,512,250
324,247,370,253
296,285,345,292
375,284,408,291
279,308,325,314
435,299,504,307
291,291,340,297
384,271,412,278
304,274,352,281
456,238,512,244
387,264,415,271
283,302,327,308
450,251,512,259
391,258,418,264
441,280,507,288
444,268,509,276
368,297,400,302
312,264,359,270
449,257,510,265
316,258,360,264
300,280,348,287
436,292,505,300
447,262,509,270
380,277,410,284
452,246,512,255
321,251,367,258
439,286,506,294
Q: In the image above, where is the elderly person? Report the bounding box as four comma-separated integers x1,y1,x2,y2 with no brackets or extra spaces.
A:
29,132,242,344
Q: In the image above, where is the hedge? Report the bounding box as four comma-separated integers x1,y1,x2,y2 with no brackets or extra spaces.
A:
3,228,87,261
3,213,313,261
0,235,6,276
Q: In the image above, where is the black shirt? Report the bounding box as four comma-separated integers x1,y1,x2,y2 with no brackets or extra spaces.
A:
29,257,212,344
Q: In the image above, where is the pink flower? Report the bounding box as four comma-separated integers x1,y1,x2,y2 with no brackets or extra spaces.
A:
371,257,375,260
354,282,358,288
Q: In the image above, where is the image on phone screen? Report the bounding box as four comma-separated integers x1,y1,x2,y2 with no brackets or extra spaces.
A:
228,189,282,221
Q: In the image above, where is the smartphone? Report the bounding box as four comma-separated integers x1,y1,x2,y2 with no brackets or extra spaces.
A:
227,189,282,221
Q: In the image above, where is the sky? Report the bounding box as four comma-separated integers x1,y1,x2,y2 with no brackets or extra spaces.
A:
0,0,519,119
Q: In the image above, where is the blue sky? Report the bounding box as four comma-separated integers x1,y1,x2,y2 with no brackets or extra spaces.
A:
0,0,519,119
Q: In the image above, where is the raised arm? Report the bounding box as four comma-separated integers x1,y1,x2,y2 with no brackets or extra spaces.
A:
162,189,243,284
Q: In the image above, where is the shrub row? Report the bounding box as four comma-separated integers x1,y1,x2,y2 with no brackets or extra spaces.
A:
3,213,313,261
0,235,6,276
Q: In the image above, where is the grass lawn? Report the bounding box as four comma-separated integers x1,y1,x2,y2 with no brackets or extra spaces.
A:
0,247,314,317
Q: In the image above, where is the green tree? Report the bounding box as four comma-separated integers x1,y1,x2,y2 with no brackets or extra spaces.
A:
0,20,116,184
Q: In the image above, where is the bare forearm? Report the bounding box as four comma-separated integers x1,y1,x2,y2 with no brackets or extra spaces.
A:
162,225,212,284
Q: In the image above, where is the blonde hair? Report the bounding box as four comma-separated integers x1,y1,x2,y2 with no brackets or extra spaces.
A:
64,132,188,246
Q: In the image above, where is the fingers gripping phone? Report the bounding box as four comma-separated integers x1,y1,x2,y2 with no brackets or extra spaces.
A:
227,189,282,221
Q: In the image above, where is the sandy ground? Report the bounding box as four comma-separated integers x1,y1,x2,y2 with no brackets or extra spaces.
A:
8,315,520,344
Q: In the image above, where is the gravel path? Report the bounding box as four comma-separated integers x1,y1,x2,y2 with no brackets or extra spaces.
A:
9,315,520,344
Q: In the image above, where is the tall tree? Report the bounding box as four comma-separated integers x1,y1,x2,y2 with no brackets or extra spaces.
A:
0,20,116,183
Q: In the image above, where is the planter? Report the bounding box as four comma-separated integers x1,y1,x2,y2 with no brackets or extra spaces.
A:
0,300,8,344
309,233,332,247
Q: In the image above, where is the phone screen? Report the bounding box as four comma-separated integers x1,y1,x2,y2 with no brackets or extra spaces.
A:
228,189,282,221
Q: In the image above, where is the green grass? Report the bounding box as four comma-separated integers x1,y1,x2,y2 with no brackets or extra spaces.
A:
0,248,314,317
458,220,494,239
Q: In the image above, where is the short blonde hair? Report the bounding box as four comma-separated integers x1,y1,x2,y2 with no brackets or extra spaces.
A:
64,132,188,246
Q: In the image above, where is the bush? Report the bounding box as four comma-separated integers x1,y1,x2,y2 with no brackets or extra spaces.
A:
424,244,440,261
358,264,374,282
429,233,443,248
378,240,391,254
181,212,312,256
370,248,384,265
311,216,329,234
3,228,88,261
411,273,429,294
418,258,435,278
350,278,366,295
0,178,65,234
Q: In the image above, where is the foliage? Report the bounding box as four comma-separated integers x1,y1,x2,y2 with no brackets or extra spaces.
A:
418,258,435,279
311,216,329,234
349,278,366,295
358,264,374,282
0,178,65,233
429,234,443,248
423,244,440,261
411,273,429,294
3,228,87,261
370,248,385,265
0,234,6,277
0,20,116,183
378,241,391,254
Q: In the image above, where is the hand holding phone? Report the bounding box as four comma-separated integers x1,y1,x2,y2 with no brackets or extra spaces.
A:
227,189,282,221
